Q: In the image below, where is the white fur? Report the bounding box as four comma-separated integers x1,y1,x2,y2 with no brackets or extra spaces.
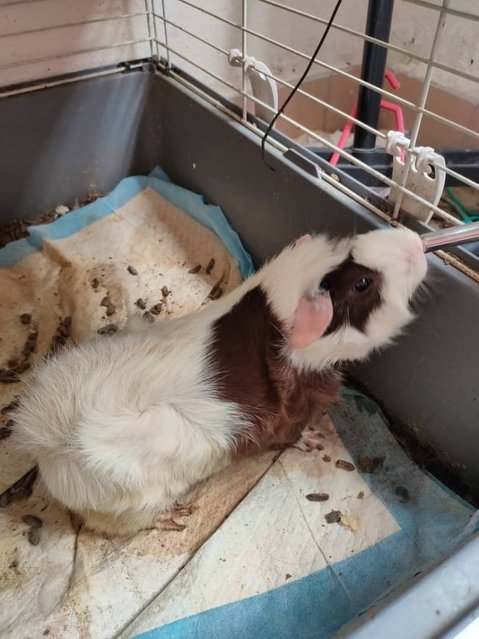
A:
260,235,351,323
13,228,427,535
14,315,245,534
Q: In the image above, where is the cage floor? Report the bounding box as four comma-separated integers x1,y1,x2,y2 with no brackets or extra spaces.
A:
0,169,474,639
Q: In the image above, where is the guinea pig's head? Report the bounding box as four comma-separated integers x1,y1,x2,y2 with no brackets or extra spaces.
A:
285,228,427,370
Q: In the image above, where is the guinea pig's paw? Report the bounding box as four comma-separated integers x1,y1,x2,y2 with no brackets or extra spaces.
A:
153,517,187,532
292,428,326,452
149,502,196,532
171,501,196,517
303,430,326,451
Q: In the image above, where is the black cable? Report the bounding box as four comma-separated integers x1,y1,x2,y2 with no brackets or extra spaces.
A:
260,0,344,170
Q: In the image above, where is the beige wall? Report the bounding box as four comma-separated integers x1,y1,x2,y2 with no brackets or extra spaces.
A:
0,0,150,88
0,0,477,145
159,1,478,106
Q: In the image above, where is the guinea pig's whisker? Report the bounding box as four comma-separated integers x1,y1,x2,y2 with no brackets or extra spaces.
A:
424,269,442,289
272,322,287,342
414,272,439,304
414,281,433,304
345,306,351,327
352,217,358,236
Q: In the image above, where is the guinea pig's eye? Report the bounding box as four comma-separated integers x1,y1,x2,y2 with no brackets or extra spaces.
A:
353,277,372,293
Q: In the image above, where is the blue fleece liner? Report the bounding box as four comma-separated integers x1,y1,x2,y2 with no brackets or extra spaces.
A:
134,392,477,639
0,166,255,280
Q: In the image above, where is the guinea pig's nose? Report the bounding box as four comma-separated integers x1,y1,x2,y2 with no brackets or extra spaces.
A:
404,234,427,269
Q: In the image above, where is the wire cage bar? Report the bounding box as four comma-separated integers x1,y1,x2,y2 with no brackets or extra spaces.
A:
0,0,478,277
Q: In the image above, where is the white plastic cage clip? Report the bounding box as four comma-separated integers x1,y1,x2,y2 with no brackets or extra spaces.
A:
386,131,446,224
228,49,278,124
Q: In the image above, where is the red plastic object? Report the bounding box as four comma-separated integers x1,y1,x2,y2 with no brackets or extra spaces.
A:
384,69,400,90
329,70,405,166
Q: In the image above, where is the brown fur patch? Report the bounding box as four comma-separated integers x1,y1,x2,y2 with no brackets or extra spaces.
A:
320,259,383,334
210,286,341,455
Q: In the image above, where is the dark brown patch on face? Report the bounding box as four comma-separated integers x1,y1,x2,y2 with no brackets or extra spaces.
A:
320,258,383,334
210,286,341,455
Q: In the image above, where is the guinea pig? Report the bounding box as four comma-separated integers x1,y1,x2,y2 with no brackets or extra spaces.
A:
13,227,427,536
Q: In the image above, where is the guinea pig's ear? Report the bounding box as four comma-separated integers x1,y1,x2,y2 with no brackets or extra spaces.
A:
290,292,333,349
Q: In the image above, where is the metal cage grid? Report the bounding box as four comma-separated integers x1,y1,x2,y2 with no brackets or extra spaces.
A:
0,0,478,279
